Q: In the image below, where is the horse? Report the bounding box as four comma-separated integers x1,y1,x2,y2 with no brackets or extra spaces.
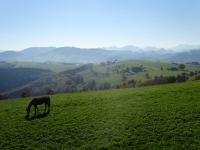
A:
26,96,51,117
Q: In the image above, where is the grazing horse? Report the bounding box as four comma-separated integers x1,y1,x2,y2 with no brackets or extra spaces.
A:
26,96,51,117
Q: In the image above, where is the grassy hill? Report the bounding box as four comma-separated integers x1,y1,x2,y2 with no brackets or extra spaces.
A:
12,62,79,73
1,81,200,149
0,62,80,95
0,67,50,93
4,60,200,97
85,60,200,83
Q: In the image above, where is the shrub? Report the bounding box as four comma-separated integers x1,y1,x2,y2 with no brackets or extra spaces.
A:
195,75,200,80
21,89,31,97
0,94,8,100
178,64,186,70
166,76,177,83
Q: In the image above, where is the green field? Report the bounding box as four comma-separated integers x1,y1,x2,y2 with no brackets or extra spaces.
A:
1,60,200,97
13,62,80,73
1,81,200,149
78,60,200,84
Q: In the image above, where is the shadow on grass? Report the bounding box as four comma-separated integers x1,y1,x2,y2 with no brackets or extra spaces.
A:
25,112,50,121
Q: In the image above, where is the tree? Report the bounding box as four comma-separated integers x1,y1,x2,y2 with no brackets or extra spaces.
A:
176,74,188,82
86,80,96,90
131,66,144,73
122,74,127,81
0,94,8,100
21,89,31,97
127,79,136,87
46,88,54,95
178,64,186,70
145,73,150,79
189,71,195,77
167,76,177,83
135,80,142,87
99,82,111,89
72,75,84,84
195,75,200,80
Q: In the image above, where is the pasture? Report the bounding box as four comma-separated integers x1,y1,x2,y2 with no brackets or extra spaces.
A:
1,81,200,149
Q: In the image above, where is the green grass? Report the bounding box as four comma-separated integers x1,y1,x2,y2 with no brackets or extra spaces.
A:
82,60,200,85
1,81,200,149
13,62,79,73
7,60,200,95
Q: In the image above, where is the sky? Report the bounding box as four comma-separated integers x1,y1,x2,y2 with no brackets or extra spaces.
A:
0,0,200,50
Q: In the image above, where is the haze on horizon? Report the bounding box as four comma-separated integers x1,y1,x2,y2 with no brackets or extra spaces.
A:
0,0,200,50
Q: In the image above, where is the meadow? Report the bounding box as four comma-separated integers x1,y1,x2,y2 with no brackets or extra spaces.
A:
1,81,200,149
1,60,200,97
81,60,200,83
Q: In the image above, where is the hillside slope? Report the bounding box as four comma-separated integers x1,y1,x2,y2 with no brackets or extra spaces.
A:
1,46,200,63
0,62,80,94
6,60,200,97
1,81,200,149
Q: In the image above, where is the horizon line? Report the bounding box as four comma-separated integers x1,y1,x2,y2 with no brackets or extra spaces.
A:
1,43,200,52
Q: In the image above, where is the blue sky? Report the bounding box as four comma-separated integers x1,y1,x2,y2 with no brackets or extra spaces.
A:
0,0,200,50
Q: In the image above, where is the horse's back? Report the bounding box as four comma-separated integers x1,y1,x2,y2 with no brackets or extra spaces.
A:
32,96,50,105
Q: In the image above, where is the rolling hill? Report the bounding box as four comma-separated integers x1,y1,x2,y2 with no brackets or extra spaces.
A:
0,67,50,93
0,46,200,63
1,81,200,149
0,47,134,63
1,60,200,98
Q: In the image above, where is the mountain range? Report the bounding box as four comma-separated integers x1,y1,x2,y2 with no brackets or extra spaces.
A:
0,45,200,63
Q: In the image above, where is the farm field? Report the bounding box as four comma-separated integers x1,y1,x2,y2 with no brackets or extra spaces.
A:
1,81,200,149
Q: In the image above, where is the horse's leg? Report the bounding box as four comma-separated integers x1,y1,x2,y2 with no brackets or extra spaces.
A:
45,104,47,113
34,105,37,116
48,103,50,113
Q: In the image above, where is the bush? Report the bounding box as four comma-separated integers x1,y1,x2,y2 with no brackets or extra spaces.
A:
127,79,136,87
178,64,186,70
46,89,54,95
195,75,200,80
131,66,144,73
142,74,189,86
21,89,31,97
177,74,188,82
145,73,150,79
166,76,177,83
99,82,111,89
189,71,195,77
0,94,8,100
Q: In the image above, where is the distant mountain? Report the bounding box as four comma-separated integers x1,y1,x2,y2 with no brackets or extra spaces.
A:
0,51,21,61
0,46,200,63
171,44,200,52
168,50,200,63
104,45,141,52
104,45,169,52
0,47,56,62
28,47,137,63
20,47,56,57
0,47,138,63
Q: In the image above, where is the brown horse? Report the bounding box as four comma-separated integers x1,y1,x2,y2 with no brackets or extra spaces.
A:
26,96,51,117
